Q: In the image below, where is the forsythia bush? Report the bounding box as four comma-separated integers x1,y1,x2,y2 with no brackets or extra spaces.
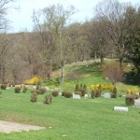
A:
90,84,114,91
24,76,40,85
125,87,139,95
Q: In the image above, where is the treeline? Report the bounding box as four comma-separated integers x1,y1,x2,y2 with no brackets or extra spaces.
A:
0,0,140,84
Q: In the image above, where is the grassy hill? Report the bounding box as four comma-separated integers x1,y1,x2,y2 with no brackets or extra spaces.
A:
0,60,140,140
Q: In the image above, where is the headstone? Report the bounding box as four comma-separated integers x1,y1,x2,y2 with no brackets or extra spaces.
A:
45,87,50,91
84,94,88,99
73,94,81,99
59,92,62,96
104,93,111,98
114,106,128,112
134,98,140,108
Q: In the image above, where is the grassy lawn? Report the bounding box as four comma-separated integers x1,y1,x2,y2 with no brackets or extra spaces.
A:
0,61,140,140
0,87,140,140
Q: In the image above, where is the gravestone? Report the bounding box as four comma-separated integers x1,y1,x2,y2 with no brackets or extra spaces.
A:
104,93,111,98
114,106,128,112
134,98,140,108
73,94,81,99
84,94,88,99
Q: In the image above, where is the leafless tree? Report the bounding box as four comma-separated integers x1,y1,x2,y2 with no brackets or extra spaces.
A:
32,4,76,85
94,0,131,68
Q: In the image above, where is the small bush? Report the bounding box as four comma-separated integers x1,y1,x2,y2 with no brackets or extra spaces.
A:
125,94,139,105
52,91,59,97
15,86,21,93
62,91,72,98
30,92,37,103
44,94,53,104
75,84,80,91
91,89,101,98
22,86,28,93
74,84,87,97
91,90,96,99
1,84,7,90
39,87,46,94
102,61,124,83
111,86,117,98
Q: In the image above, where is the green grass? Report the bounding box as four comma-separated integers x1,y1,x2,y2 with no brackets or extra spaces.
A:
0,88,140,140
0,61,140,140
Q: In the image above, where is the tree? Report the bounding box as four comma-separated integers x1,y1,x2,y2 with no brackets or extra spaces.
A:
94,0,131,68
85,20,113,64
124,6,140,73
0,0,16,32
32,4,76,85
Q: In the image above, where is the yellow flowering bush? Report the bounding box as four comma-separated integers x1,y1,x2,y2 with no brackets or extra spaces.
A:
24,76,40,85
125,87,139,95
90,84,115,91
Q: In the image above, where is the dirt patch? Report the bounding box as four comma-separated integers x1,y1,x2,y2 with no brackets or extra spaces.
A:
0,120,45,133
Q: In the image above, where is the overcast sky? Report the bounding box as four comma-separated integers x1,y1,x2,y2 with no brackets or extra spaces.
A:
7,0,140,33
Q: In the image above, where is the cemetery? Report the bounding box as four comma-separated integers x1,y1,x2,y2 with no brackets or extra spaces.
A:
0,0,140,139
0,61,140,140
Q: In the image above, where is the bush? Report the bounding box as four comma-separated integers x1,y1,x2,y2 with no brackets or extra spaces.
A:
15,86,21,93
44,94,53,104
74,84,87,97
91,90,96,99
52,91,59,97
39,87,46,94
30,92,37,103
111,86,117,98
125,94,139,105
22,86,28,93
62,91,72,98
91,88,101,99
102,61,124,83
1,84,7,90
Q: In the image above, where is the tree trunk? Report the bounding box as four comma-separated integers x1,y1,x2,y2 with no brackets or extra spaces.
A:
119,57,123,71
60,60,65,85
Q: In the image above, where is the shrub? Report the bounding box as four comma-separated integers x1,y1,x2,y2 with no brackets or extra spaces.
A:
102,61,124,84
62,91,72,98
111,86,117,98
74,84,87,97
52,91,59,97
125,94,139,105
1,84,7,90
75,84,80,91
15,86,21,93
30,92,37,103
91,90,96,99
22,86,28,93
91,89,101,98
39,87,46,94
44,94,53,104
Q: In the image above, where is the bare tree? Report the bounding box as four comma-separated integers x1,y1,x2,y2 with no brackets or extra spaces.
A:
85,20,113,64
0,0,16,32
32,4,76,85
94,0,131,68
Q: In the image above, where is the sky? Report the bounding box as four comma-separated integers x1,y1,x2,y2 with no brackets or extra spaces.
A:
7,0,140,33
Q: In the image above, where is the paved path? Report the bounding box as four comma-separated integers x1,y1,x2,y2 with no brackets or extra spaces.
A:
0,120,45,133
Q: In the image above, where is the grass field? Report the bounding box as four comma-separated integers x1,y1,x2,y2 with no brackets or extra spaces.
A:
0,61,140,140
0,88,140,140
